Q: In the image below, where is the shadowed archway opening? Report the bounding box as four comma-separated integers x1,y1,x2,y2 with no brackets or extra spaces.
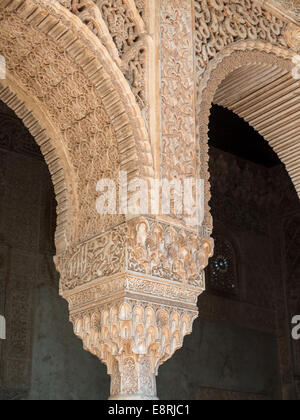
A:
0,100,109,400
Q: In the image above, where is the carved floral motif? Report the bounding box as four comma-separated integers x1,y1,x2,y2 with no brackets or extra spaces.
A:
69,0,147,109
95,0,141,56
57,217,214,291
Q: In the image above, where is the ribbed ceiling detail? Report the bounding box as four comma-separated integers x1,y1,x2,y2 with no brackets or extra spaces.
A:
214,64,300,196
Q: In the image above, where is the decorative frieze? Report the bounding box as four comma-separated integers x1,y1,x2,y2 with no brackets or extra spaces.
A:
64,273,201,312
55,224,127,292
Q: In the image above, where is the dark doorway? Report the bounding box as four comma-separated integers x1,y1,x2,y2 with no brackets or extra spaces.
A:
157,105,300,400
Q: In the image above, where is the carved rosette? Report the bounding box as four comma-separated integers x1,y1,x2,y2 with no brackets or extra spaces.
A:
56,217,213,399
284,24,300,51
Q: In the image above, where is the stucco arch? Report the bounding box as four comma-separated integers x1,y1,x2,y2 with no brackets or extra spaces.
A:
198,42,300,230
0,0,154,249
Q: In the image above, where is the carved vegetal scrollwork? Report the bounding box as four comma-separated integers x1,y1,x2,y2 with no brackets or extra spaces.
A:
122,41,146,108
128,218,214,287
96,0,141,56
194,0,288,78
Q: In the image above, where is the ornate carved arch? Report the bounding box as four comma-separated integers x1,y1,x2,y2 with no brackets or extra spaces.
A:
0,0,154,248
197,44,300,231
